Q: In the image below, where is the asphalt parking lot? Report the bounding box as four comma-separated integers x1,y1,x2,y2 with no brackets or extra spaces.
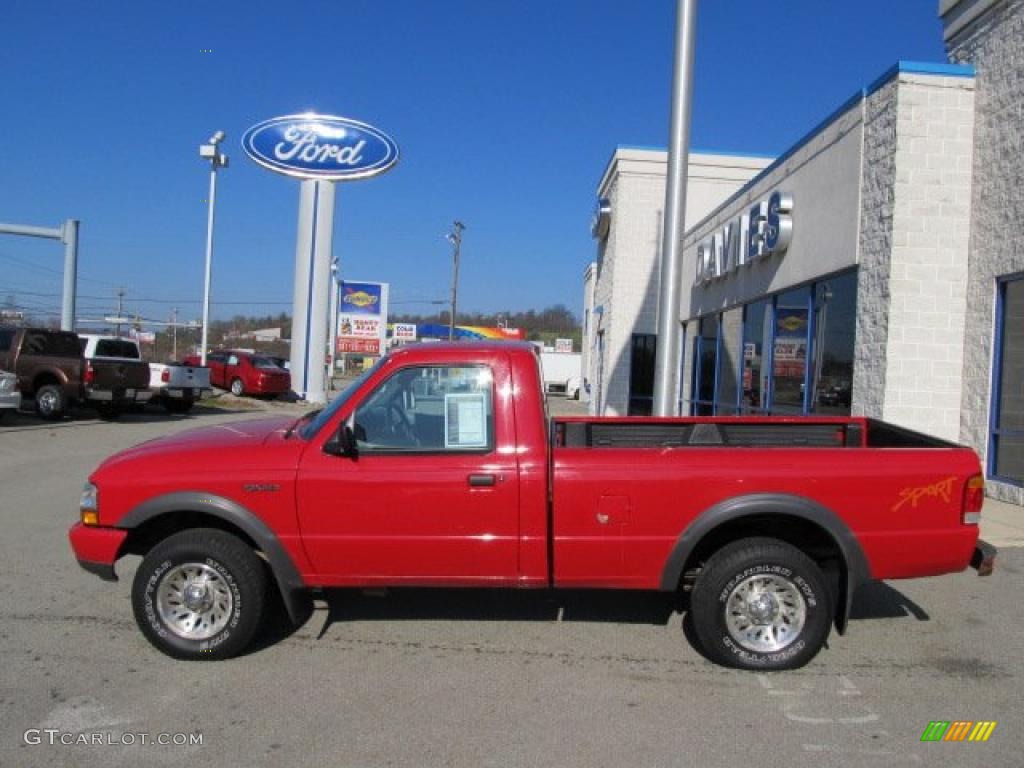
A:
1,401,1021,768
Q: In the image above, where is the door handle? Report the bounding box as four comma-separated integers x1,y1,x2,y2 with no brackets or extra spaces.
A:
468,474,496,487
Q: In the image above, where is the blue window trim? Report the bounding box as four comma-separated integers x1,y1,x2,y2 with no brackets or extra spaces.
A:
802,288,815,413
690,314,722,415
677,322,688,416
712,314,723,415
989,273,1024,487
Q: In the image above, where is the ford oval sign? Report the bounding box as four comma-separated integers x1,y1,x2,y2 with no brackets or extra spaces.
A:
241,113,399,181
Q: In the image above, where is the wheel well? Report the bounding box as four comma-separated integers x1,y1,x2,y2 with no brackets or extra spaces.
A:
680,514,846,620
119,510,261,560
32,372,61,395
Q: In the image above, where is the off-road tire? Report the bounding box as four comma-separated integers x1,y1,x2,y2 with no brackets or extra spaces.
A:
689,537,831,671
131,528,266,660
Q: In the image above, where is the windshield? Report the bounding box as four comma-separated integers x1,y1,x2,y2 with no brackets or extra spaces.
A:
297,356,388,439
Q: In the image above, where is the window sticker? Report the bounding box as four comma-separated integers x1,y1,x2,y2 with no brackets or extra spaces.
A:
444,392,488,448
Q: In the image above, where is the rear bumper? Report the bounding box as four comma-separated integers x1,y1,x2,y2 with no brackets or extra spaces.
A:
971,539,997,576
68,523,128,581
162,387,209,399
85,388,152,403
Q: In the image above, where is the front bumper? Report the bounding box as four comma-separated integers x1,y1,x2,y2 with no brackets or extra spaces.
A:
68,522,128,582
970,539,997,576
0,391,21,411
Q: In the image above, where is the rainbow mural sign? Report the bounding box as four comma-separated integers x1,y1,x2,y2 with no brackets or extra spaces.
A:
405,324,525,341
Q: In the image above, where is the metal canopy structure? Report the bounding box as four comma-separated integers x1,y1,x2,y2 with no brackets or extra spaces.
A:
0,219,80,330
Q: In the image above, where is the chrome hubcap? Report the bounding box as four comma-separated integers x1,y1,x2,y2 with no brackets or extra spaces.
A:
724,573,806,653
156,563,233,640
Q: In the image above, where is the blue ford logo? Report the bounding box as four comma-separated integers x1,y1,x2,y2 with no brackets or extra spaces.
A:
241,113,399,181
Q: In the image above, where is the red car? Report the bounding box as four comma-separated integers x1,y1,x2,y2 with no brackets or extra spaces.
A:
183,350,289,397
70,342,994,669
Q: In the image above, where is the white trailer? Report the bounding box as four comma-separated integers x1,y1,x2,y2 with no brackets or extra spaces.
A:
539,352,582,399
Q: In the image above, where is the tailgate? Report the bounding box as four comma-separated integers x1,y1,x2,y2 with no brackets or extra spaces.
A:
172,365,211,388
90,360,150,389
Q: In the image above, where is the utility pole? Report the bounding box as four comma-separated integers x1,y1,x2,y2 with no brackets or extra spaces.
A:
446,221,465,341
171,307,178,360
115,288,125,337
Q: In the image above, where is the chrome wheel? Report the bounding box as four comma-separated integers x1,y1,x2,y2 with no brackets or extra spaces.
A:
155,562,234,640
724,573,807,653
230,379,244,396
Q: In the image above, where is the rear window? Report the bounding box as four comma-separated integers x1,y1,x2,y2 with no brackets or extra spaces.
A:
94,339,140,359
252,356,283,370
23,330,81,358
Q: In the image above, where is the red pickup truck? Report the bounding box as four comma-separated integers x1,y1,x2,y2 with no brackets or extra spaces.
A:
69,342,995,670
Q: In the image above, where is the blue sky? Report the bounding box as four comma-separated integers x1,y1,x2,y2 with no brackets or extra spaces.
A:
0,0,945,325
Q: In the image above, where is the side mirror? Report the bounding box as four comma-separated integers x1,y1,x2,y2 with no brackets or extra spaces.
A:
324,418,358,458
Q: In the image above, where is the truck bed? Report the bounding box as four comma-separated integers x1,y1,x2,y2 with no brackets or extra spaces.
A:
551,416,978,589
554,416,955,450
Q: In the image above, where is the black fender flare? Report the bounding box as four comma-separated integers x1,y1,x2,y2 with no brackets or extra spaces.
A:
659,493,871,633
118,491,311,625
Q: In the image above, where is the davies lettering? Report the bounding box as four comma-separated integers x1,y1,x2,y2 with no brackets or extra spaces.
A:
696,190,793,284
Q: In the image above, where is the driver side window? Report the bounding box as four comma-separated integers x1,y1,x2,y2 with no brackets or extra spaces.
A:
353,365,494,453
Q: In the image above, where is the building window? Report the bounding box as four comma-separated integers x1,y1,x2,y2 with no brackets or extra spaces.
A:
692,315,719,415
687,268,858,417
741,299,771,413
771,286,812,414
810,271,857,414
991,276,1024,485
628,333,657,416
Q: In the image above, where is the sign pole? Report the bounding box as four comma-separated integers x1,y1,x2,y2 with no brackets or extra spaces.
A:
289,180,336,403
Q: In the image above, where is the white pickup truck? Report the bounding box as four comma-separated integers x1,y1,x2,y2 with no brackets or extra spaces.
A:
148,362,211,413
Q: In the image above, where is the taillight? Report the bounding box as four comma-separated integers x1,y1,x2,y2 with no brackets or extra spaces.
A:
963,474,985,524
161,368,170,382
84,361,95,385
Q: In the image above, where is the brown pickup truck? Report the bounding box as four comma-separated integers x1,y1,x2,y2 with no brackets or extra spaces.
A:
78,335,151,418
0,326,83,420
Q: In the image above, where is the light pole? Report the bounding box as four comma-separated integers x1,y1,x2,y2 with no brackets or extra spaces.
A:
652,0,698,416
199,131,228,366
446,221,465,341
328,257,339,383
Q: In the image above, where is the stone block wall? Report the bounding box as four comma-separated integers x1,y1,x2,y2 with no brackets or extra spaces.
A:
945,0,1024,502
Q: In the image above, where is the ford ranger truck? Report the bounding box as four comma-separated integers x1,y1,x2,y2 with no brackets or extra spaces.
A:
68,342,996,670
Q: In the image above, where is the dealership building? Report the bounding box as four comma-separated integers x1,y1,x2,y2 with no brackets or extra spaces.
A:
583,0,1023,504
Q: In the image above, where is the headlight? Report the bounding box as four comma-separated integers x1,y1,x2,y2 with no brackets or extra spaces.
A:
80,482,99,526
0,375,13,394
